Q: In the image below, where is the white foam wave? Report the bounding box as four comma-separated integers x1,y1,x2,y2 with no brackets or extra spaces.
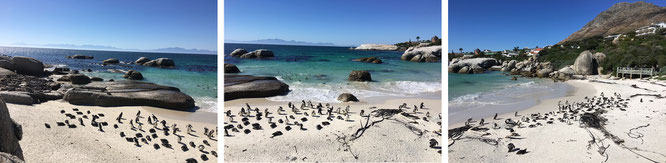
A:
267,81,441,103
194,96,217,113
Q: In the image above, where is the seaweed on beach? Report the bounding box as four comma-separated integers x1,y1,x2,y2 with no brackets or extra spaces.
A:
589,80,616,85
629,94,664,99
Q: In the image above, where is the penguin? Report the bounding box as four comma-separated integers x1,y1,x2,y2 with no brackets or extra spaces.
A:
116,112,125,123
493,113,498,120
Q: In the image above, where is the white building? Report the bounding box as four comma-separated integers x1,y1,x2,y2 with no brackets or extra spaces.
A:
636,22,666,36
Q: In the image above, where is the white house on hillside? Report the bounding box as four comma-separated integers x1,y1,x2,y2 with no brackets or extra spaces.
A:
636,22,666,36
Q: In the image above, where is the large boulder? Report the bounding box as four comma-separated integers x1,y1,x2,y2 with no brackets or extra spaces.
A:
0,98,23,161
69,74,91,85
155,58,175,67
102,58,120,65
401,46,442,62
353,44,398,51
572,50,598,75
448,58,498,73
0,92,33,105
348,70,372,81
0,67,16,77
239,49,275,59
352,57,382,64
230,48,248,57
67,54,93,59
224,75,289,101
63,81,195,111
122,70,143,80
0,57,14,71
11,56,44,76
224,64,240,73
135,57,150,65
337,93,359,102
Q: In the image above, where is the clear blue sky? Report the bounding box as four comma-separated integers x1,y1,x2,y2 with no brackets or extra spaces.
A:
450,0,666,52
0,0,216,51
224,0,442,46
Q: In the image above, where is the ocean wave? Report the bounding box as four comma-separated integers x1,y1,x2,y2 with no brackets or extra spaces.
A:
267,80,441,103
194,96,217,113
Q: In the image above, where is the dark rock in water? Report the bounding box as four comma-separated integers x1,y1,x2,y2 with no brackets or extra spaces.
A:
224,75,289,101
67,54,94,59
237,49,274,59
0,98,24,160
348,70,371,81
352,57,382,64
90,77,104,81
63,81,195,111
135,57,150,65
229,48,248,57
102,58,120,65
224,64,240,73
141,58,175,68
122,70,144,80
69,74,91,85
337,93,359,102
52,67,70,75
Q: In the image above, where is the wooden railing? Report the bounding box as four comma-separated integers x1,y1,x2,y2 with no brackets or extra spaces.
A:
616,67,655,78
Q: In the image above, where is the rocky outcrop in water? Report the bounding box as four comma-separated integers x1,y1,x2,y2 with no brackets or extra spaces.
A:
224,75,289,101
230,49,248,58
102,58,120,65
401,46,442,62
134,57,150,65
0,98,24,161
122,70,144,80
238,49,275,59
142,58,175,68
353,44,398,51
63,81,195,111
69,74,92,85
224,64,240,73
348,70,372,81
353,57,382,64
66,54,94,59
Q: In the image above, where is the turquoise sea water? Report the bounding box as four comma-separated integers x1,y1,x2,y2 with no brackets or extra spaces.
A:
0,46,217,112
448,71,572,123
224,43,442,102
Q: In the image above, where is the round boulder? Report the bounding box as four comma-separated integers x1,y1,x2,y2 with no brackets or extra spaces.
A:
230,48,248,57
135,57,150,65
337,93,359,102
348,70,372,82
155,58,175,67
69,74,91,85
11,56,44,76
123,70,143,80
224,64,240,73
102,58,120,65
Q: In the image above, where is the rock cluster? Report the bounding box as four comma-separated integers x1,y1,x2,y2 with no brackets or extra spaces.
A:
123,70,144,80
352,57,382,64
102,58,120,65
401,46,442,62
0,56,45,76
353,44,399,51
141,58,175,68
449,58,498,74
66,54,93,59
496,55,554,78
550,51,606,81
230,49,275,59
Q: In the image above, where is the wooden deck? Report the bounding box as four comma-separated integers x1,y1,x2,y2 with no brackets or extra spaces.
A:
616,67,656,79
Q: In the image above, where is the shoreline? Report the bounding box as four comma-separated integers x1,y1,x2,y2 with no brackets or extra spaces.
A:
449,79,596,126
7,100,218,162
448,78,666,162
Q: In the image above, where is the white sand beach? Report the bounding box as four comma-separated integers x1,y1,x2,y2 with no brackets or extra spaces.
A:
6,100,218,163
448,78,666,162
223,97,442,162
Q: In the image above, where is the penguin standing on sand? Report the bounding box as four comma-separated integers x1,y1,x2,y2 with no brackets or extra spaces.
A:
116,112,125,123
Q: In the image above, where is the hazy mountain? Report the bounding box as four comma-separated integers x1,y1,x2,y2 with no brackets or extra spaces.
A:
561,1,666,43
226,38,336,46
9,43,216,54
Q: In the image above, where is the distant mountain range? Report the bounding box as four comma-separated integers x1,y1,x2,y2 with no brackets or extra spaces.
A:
225,38,337,46
561,1,666,43
9,43,217,55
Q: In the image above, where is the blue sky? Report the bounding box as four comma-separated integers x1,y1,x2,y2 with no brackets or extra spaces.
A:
449,0,666,52
0,0,216,51
224,0,442,46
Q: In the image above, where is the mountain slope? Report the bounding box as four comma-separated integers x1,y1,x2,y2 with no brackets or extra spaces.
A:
560,1,666,43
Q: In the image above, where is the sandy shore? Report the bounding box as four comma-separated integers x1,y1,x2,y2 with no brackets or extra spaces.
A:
224,96,442,162
448,78,666,162
7,100,218,163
